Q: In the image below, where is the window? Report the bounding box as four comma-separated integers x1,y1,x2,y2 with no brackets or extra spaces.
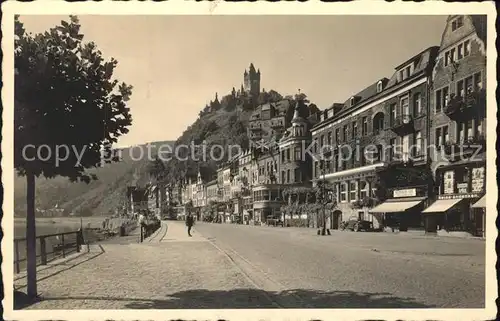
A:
476,117,484,136
349,181,358,202
402,135,410,162
362,117,368,135
294,168,301,183
401,96,410,115
327,132,332,145
466,120,473,140
436,125,449,147
465,75,473,95
352,121,358,138
444,51,450,67
464,40,470,56
413,93,421,116
313,139,318,153
450,48,456,64
286,148,291,161
335,128,340,144
350,97,355,106
457,121,465,143
415,131,422,156
457,43,463,60
343,125,348,142
286,169,290,183
340,183,347,202
377,81,383,93
358,211,365,221
457,79,465,98
295,146,302,161
452,16,464,31
359,181,368,199
320,135,325,148
314,161,319,178
390,138,396,160
435,87,449,113
390,103,397,125
474,72,482,91
405,65,411,79
281,150,285,163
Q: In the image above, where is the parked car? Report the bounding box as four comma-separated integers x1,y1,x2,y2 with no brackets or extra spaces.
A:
340,216,373,232
266,217,283,227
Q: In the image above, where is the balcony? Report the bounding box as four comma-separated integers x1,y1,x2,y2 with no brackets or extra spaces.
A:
390,114,414,135
250,124,262,131
445,90,486,120
270,120,284,128
443,135,486,157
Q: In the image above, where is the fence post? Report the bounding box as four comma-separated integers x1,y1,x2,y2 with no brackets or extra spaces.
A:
14,240,20,274
61,234,66,258
40,237,47,265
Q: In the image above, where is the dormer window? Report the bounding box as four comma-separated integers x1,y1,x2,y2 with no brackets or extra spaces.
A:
451,16,464,31
377,81,383,93
399,64,413,82
350,97,355,107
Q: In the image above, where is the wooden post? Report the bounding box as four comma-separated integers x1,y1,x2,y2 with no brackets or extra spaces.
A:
40,237,47,265
14,240,20,274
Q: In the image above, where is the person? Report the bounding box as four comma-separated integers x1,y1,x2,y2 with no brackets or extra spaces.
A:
186,213,194,237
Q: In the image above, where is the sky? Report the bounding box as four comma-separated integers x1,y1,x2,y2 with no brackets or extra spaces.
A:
19,15,448,148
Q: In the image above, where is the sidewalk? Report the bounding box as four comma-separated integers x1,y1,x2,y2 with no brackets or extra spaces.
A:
13,221,261,310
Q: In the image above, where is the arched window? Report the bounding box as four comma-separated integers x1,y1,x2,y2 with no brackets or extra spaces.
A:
373,112,385,134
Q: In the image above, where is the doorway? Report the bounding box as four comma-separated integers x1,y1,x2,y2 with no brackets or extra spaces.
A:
332,210,342,229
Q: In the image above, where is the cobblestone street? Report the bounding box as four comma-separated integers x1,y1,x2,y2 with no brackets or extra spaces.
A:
14,220,485,309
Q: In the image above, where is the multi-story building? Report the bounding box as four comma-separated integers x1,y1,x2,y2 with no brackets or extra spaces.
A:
248,99,293,143
311,46,439,231
192,170,206,220
278,98,317,225
238,150,256,223
422,15,487,237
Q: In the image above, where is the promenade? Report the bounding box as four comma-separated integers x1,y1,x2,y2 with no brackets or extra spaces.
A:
13,220,485,309
14,221,267,309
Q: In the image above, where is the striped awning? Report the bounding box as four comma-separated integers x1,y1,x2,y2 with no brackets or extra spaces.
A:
422,198,462,213
471,195,486,209
370,199,423,213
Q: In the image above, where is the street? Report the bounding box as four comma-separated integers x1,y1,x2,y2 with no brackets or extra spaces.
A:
194,222,485,308
14,220,485,309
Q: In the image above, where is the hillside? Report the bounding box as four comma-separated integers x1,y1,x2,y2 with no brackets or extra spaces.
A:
14,141,173,217
163,89,287,182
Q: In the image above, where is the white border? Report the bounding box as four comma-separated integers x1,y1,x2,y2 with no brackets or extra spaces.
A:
2,1,497,321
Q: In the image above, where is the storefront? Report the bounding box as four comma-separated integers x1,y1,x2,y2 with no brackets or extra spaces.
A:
422,161,485,236
470,194,486,238
252,184,282,225
370,186,428,231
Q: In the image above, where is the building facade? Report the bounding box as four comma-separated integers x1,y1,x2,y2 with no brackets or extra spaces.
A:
311,46,439,231
422,15,487,237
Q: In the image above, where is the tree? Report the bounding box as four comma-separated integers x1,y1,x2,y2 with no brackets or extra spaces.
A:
147,156,167,183
15,15,133,298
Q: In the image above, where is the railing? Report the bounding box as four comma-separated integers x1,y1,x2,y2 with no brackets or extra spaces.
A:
139,220,161,242
391,114,413,130
14,230,84,274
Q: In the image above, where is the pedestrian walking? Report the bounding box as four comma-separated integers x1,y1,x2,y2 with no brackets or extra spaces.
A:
186,213,194,237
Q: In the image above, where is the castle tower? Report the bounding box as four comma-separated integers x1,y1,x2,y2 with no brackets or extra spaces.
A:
243,63,261,97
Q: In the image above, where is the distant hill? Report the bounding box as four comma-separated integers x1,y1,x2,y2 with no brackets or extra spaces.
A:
14,141,173,217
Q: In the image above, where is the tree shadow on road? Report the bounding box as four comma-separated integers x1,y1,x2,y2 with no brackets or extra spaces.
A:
123,288,434,309
22,288,434,309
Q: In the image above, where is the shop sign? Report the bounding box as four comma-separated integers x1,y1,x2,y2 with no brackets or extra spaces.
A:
472,167,485,193
457,183,468,194
393,188,416,198
444,170,455,194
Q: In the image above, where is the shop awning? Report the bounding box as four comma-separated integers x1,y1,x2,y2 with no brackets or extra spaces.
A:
422,198,462,213
370,199,423,213
471,195,486,209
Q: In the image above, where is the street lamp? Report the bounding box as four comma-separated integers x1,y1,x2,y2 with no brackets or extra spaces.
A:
319,159,330,236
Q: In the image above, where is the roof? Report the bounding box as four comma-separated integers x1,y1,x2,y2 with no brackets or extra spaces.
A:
470,15,487,44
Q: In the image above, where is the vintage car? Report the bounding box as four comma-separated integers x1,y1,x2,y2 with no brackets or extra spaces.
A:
266,216,284,227
340,216,373,232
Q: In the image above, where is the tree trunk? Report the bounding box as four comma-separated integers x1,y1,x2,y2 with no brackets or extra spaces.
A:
26,172,37,298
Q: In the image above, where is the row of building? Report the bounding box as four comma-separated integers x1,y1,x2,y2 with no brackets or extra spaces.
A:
137,15,487,237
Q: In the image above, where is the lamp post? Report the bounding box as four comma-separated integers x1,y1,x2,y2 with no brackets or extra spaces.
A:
319,159,330,236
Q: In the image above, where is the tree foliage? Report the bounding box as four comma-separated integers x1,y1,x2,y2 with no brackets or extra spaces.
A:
14,15,133,182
